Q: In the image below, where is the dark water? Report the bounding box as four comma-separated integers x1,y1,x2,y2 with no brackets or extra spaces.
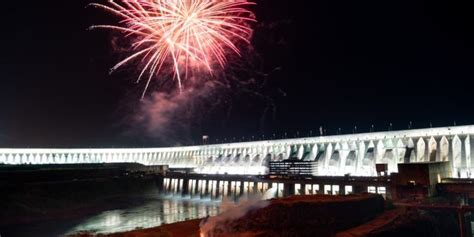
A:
1,195,221,237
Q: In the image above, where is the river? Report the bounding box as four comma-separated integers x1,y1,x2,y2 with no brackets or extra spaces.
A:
1,195,221,237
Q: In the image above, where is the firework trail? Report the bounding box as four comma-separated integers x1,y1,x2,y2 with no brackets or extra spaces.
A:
89,0,256,98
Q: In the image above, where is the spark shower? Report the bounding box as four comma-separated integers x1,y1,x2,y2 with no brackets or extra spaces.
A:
90,0,256,98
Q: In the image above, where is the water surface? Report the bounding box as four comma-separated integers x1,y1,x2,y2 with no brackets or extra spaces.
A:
66,196,220,235
1,195,221,237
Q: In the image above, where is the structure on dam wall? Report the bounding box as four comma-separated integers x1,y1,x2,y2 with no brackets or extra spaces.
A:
1,126,473,178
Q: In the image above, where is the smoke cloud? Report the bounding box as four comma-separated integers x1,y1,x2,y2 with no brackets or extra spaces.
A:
129,81,216,146
200,188,276,237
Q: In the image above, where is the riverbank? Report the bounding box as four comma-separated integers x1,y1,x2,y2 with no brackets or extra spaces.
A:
70,210,400,237
73,194,387,237
81,195,462,237
76,210,438,237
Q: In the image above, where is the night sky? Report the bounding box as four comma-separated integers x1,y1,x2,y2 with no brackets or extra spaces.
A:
1,0,474,148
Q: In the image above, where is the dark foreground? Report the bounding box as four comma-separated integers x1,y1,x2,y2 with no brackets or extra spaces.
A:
69,194,463,237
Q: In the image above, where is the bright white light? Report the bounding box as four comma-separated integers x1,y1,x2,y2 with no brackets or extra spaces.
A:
0,126,473,178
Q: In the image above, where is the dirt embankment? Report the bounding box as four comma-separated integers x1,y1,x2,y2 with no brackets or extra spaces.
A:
205,194,385,237
75,194,457,237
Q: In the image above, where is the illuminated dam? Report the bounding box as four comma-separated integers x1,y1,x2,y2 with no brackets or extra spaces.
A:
1,126,474,178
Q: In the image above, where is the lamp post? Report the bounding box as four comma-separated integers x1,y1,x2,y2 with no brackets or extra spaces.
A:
202,135,209,145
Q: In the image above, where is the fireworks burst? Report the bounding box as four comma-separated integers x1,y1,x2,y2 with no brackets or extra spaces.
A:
89,0,256,98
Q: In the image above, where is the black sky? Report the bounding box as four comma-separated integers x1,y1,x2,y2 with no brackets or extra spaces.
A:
1,0,474,147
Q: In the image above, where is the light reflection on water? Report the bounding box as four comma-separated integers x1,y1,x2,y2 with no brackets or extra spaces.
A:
65,196,220,235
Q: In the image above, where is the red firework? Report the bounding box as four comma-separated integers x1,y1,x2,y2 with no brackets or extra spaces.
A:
90,0,256,97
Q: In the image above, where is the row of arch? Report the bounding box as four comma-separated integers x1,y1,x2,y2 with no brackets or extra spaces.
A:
0,135,472,177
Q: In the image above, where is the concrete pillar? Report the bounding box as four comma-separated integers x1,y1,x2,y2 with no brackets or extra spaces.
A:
323,144,333,175
321,184,328,195
453,135,462,177
167,178,173,194
339,142,349,175
211,180,217,199
314,184,319,194
465,136,471,176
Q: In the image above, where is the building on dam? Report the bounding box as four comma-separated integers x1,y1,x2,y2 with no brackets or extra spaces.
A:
1,125,473,179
